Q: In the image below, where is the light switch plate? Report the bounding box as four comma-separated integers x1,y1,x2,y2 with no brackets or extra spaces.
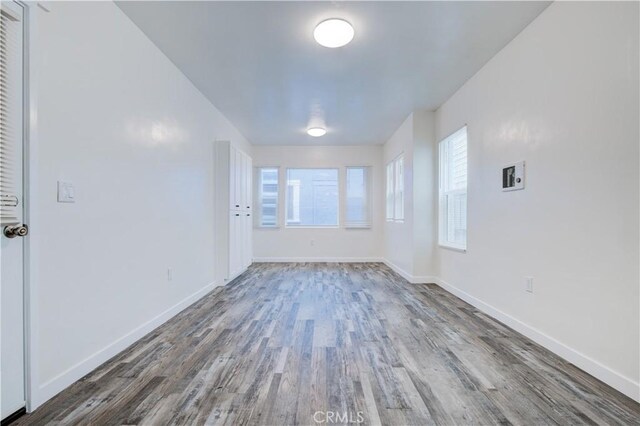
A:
57,181,75,203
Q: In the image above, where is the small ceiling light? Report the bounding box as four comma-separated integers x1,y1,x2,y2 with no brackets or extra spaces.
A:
313,19,354,48
307,127,327,137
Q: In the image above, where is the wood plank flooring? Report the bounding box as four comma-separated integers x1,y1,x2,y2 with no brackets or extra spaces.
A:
16,263,640,425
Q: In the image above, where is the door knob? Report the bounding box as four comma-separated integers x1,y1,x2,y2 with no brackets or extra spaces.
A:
3,224,28,238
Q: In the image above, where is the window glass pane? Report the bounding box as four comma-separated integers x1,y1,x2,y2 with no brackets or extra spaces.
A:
386,162,394,220
446,192,467,246
286,169,338,226
346,167,370,227
259,167,278,227
445,132,467,192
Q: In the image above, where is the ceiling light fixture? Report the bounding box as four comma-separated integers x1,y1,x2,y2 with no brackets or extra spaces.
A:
307,127,327,137
313,18,354,48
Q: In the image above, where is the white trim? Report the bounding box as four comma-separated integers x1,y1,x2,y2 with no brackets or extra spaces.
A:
434,277,640,403
31,281,220,409
23,0,40,414
381,259,438,284
253,257,383,263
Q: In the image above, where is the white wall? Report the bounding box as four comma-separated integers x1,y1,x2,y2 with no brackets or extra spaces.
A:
32,1,250,407
382,111,438,281
434,1,639,400
411,110,438,279
383,115,415,275
252,145,383,261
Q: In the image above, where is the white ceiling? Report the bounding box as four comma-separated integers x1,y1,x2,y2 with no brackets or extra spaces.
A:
117,1,550,146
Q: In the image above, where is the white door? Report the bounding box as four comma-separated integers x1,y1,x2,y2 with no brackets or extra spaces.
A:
237,211,245,273
244,212,252,268
244,155,252,211
229,147,238,210
1,1,27,420
229,211,237,277
234,148,243,210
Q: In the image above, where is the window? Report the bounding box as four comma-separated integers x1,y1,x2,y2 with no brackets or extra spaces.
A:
386,162,394,220
258,167,278,227
439,126,468,250
386,154,404,221
286,169,338,227
345,167,371,228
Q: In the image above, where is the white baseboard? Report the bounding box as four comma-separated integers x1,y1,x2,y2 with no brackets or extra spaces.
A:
253,257,383,263
33,281,220,409
381,258,437,284
434,277,640,402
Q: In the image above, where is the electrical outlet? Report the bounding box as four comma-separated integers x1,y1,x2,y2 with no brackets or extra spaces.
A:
167,268,173,282
525,276,533,293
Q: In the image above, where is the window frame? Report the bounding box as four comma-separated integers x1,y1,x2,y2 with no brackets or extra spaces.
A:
284,167,340,228
256,166,280,228
345,166,372,229
438,126,468,252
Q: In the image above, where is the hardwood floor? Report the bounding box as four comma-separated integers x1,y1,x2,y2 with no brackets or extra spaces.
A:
17,263,640,425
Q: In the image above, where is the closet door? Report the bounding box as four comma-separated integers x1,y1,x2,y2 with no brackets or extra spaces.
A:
238,210,245,273
229,148,238,210
244,212,253,268
242,152,250,211
233,148,244,210
244,155,252,211
238,152,245,210
229,211,239,276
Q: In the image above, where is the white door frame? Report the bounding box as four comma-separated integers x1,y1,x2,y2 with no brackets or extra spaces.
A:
21,0,40,412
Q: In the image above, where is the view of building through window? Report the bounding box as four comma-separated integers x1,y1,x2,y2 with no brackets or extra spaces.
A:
286,169,339,226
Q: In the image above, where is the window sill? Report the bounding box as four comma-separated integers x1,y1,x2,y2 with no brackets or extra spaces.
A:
285,226,340,229
256,226,280,230
439,244,466,253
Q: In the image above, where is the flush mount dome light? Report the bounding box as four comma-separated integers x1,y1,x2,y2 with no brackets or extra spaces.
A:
307,127,327,137
313,18,354,48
